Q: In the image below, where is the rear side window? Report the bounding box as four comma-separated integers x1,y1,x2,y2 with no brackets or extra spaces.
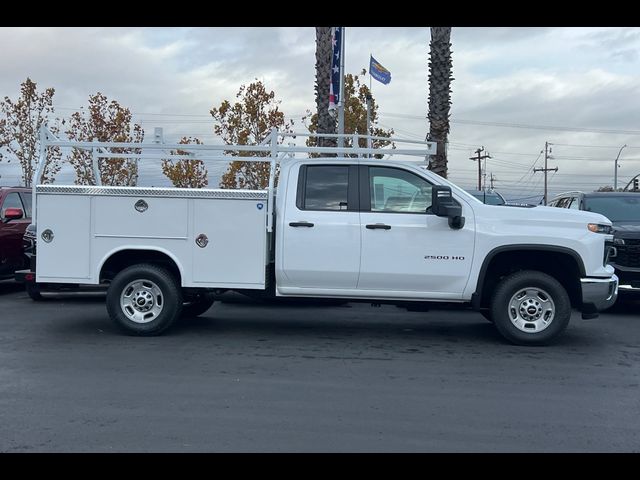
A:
1,192,24,218
298,165,350,211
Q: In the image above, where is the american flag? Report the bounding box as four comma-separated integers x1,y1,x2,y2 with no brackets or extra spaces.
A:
328,27,342,116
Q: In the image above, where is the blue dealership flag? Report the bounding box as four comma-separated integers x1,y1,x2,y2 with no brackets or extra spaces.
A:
328,27,343,115
369,56,391,85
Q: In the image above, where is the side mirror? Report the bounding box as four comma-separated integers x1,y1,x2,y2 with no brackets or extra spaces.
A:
3,207,24,222
431,185,465,230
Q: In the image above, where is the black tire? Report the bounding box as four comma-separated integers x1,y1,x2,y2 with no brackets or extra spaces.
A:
26,283,44,301
106,263,182,336
182,291,215,317
490,270,571,346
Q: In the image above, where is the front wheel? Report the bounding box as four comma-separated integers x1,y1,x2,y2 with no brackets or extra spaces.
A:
490,270,571,345
106,264,182,336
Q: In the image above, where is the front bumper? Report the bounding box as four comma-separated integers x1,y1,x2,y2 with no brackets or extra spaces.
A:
609,264,640,292
580,274,619,317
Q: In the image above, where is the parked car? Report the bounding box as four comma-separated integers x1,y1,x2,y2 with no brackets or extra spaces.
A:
0,186,32,279
549,191,640,294
465,189,506,205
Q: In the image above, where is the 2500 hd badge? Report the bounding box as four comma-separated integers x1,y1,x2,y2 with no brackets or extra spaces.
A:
424,255,466,260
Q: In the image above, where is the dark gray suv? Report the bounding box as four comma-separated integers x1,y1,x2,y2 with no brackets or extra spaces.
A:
549,191,640,294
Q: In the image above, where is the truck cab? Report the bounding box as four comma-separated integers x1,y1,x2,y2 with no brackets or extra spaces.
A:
18,128,619,345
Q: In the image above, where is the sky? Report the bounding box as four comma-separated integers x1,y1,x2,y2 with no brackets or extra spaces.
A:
1,26,640,201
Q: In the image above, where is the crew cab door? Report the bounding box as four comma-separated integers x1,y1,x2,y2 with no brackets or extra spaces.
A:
358,165,475,298
279,163,360,290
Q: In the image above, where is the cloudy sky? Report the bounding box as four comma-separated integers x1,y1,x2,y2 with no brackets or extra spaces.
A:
1,26,640,201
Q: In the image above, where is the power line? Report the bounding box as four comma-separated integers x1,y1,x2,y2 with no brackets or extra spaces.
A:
381,111,640,136
552,142,640,149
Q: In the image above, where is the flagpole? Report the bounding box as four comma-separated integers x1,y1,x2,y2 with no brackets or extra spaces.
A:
369,52,372,92
337,27,346,149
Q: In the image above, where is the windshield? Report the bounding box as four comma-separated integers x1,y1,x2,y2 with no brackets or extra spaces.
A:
419,166,483,204
470,192,505,205
584,196,640,222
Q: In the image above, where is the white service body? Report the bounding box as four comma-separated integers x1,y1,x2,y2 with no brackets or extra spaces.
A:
35,186,268,289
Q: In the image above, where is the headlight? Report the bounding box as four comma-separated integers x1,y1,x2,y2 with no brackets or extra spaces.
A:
613,238,625,245
587,223,612,234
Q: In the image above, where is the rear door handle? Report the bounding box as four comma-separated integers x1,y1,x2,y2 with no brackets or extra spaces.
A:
366,223,391,230
289,221,315,228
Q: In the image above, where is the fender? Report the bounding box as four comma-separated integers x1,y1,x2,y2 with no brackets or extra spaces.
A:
471,244,586,309
97,245,186,285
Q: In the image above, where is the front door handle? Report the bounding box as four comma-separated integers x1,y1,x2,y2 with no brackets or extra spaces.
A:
366,223,391,230
289,221,315,228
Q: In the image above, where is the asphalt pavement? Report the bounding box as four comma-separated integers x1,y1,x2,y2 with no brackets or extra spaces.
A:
0,279,639,452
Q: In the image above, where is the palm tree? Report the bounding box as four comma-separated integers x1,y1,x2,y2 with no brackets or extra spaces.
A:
427,27,453,178
314,27,337,149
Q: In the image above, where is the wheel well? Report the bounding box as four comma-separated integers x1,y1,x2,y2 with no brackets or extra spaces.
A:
477,250,582,308
100,250,181,284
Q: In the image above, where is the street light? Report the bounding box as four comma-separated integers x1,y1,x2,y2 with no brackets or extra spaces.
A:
614,144,628,191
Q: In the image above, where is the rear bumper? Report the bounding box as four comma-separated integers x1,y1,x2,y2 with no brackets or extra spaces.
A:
580,274,619,317
15,269,35,284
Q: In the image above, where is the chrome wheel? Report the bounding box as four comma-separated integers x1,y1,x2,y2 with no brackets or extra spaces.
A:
120,279,164,324
508,287,555,333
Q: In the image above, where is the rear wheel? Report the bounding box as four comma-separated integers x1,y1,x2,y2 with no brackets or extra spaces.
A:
490,270,571,345
26,283,44,301
106,263,182,336
182,291,215,317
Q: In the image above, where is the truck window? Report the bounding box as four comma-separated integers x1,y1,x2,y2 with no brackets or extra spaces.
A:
300,165,350,211
369,167,432,213
568,196,580,209
1,192,24,218
19,192,32,217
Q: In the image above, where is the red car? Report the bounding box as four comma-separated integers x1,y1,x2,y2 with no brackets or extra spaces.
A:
0,186,32,279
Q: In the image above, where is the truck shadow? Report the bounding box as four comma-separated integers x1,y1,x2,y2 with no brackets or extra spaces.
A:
175,311,598,349
0,280,25,296
606,296,640,314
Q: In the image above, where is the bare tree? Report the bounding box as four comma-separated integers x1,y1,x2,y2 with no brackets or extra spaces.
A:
162,137,208,188
211,80,293,189
0,78,62,186
67,93,144,186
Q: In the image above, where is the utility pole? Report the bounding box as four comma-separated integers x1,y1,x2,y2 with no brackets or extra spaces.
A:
469,147,491,190
534,141,558,205
490,172,496,190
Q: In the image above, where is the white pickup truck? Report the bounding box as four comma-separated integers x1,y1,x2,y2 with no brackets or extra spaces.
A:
18,128,619,345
